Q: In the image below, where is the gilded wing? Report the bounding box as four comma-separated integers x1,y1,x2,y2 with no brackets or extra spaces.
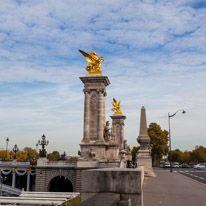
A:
79,49,93,63
112,98,117,107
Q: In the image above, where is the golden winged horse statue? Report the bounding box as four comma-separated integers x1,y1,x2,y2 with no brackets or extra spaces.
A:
112,98,122,115
79,49,105,75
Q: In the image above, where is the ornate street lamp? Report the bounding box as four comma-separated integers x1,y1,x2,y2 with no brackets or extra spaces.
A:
168,109,186,173
5,137,9,160
12,144,19,160
38,134,49,157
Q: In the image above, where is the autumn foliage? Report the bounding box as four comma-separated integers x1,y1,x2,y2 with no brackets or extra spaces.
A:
0,147,39,161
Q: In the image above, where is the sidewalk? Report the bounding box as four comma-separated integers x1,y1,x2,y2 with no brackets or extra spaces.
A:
143,168,206,206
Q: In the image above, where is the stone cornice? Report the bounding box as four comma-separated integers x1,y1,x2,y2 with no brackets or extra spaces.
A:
80,76,110,87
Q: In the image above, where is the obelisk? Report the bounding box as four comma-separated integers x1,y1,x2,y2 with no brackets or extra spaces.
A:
136,106,154,176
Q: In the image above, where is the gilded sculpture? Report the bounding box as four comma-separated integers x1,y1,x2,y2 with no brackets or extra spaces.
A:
79,49,105,75
112,98,122,115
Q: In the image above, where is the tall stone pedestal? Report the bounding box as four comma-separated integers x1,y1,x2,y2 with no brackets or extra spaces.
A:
110,115,126,152
136,106,154,177
79,76,119,161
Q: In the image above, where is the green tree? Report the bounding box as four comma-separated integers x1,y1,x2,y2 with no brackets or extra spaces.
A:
47,153,55,161
47,151,60,161
148,122,169,166
24,147,39,161
52,151,60,160
131,146,140,162
190,146,206,163
1,147,39,161
168,149,182,162
179,150,191,163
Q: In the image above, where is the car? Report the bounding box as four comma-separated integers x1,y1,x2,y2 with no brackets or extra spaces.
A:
164,162,170,168
193,163,206,170
159,161,165,168
172,162,180,168
181,163,191,168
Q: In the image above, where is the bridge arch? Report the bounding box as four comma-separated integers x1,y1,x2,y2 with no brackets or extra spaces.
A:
48,176,73,192
46,169,76,192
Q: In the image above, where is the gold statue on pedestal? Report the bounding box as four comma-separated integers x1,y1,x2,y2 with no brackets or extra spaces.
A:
79,49,105,75
112,98,122,115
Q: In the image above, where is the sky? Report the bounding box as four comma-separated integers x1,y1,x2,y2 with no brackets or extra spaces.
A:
0,0,206,155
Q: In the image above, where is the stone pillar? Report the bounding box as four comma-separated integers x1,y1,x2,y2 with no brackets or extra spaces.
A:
136,106,154,177
83,89,90,143
97,89,104,143
80,76,110,142
137,106,150,151
35,168,47,192
110,115,126,152
79,76,110,160
26,169,30,191
12,169,16,188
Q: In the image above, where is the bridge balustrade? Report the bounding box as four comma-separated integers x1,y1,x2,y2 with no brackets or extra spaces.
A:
0,160,35,192
46,161,77,167
0,161,30,167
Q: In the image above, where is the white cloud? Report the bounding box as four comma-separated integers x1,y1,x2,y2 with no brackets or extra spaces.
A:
0,0,205,154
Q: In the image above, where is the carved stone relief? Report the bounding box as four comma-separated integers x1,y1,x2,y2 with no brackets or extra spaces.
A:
90,93,97,115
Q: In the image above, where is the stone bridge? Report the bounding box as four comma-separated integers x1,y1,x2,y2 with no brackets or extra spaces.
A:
35,158,120,193
0,159,120,193
35,162,79,192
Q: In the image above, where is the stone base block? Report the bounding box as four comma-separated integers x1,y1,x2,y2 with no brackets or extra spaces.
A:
37,158,48,166
105,144,120,161
80,144,106,160
81,167,144,206
136,157,155,177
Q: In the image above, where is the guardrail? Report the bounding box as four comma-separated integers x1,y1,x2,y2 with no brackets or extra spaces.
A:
0,161,30,167
46,161,77,167
0,160,77,168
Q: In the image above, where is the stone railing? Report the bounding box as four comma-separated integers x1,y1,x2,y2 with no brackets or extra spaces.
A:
45,161,77,167
0,160,30,168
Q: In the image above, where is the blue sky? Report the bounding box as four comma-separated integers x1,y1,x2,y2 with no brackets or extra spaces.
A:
0,0,206,155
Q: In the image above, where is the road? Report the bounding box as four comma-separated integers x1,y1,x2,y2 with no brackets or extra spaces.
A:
163,167,206,185
143,168,206,206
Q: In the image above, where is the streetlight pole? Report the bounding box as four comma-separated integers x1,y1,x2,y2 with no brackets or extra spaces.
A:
168,109,186,173
5,138,9,160
38,134,49,157
12,144,19,160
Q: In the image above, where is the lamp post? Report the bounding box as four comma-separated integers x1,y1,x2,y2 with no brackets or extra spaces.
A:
12,144,19,160
38,134,49,157
168,109,186,173
5,138,9,160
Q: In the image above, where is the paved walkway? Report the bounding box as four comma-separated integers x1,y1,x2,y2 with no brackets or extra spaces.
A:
143,168,206,206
